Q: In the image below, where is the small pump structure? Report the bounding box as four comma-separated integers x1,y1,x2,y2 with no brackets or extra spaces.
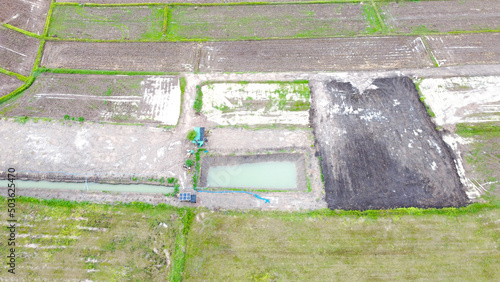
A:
192,127,205,147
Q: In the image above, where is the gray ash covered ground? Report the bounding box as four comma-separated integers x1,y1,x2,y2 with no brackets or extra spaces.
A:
312,76,469,210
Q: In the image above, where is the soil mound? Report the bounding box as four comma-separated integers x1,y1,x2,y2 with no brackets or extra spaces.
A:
313,77,469,210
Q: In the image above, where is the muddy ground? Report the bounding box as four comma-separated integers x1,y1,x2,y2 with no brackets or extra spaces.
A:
0,0,50,35
41,41,198,72
426,33,500,67
169,3,367,40
380,0,500,33
0,73,23,97
311,76,469,210
0,27,40,76
1,73,181,125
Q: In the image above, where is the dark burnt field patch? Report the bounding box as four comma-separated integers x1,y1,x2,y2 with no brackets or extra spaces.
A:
312,76,469,210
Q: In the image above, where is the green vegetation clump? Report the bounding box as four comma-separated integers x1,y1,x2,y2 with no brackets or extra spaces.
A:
362,3,384,34
36,67,167,76
185,159,194,167
64,114,70,120
15,116,29,124
414,79,436,117
194,85,203,113
456,123,500,138
186,129,197,141
179,77,187,95
78,116,84,122
410,25,439,35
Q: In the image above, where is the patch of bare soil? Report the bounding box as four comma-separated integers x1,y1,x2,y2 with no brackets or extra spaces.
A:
199,37,433,72
0,27,40,75
41,41,198,72
426,33,500,67
0,73,23,97
380,0,500,33
0,0,50,35
311,76,469,210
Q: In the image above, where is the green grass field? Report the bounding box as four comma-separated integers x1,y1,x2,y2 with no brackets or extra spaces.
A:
184,207,500,280
2,197,499,280
0,198,186,280
456,122,500,200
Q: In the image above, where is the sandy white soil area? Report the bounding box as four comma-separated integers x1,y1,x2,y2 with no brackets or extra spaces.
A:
201,82,310,125
419,76,500,127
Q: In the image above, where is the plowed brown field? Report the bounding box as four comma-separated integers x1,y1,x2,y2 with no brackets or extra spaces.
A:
0,0,50,35
0,28,40,75
380,0,500,33
0,73,23,97
426,33,500,67
198,37,433,72
41,41,198,72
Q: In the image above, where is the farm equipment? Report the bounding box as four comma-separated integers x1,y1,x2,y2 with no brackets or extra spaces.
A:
192,127,205,147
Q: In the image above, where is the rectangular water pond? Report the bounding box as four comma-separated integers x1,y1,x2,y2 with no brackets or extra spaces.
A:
201,154,306,191
5,180,174,194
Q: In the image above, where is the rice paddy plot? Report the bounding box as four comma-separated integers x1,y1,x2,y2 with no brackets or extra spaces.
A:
48,5,165,40
379,0,500,34
167,3,371,40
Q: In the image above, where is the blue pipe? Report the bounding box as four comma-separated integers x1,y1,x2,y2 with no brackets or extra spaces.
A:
197,189,270,203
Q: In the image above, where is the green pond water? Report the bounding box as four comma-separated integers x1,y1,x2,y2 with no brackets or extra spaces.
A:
5,180,174,194
207,161,297,190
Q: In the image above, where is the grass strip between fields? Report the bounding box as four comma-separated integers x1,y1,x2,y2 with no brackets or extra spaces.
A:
370,1,387,32
5,195,499,222
37,67,170,76
0,67,28,82
420,36,440,67
1,24,42,39
169,208,195,281
0,38,45,105
54,0,457,8
162,5,169,35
